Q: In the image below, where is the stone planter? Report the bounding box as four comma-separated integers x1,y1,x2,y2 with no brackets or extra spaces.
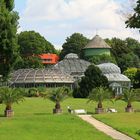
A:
125,107,133,112
53,108,62,114
5,110,14,117
95,108,104,114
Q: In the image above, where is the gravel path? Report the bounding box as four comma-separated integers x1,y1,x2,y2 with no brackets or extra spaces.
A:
78,115,134,140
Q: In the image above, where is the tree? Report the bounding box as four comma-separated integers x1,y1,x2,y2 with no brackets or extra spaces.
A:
126,0,140,30
134,69,140,88
0,87,24,117
0,0,19,80
76,65,108,98
60,33,89,59
123,68,138,87
18,31,56,57
116,88,140,112
88,87,113,114
16,31,57,69
44,87,71,114
105,38,140,71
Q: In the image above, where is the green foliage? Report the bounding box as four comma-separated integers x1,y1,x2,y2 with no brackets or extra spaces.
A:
60,33,89,59
134,69,140,88
75,65,108,98
88,87,113,108
89,54,116,64
45,87,71,103
105,38,140,71
0,87,24,110
18,31,56,56
123,68,138,87
116,88,140,108
16,31,57,69
0,0,19,80
126,0,140,29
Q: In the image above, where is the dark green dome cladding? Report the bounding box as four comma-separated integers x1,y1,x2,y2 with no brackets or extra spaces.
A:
83,35,111,57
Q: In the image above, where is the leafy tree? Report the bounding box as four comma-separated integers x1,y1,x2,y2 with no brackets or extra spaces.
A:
88,87,112,114
116,88,140,112
44,87,71,114
16,31,57,69
0,87,24,117
123,68,138,87
135,69,140,88
18,31,56,57
76,65,108,98
60,33,89,59
105,38,140,71
126,0,140,30
125,38,140,58
0,0,19,80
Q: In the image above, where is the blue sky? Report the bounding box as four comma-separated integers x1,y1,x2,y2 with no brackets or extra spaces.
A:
14,0,138,49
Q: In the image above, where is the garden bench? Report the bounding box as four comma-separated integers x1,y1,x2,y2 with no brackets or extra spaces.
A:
134,109,140,112
74,109,87,114
107,108,117,113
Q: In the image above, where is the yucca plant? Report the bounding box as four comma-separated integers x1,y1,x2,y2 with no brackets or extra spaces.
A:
0,87,24,117
117,88,140,112
44,87,71,114
88,86,113,114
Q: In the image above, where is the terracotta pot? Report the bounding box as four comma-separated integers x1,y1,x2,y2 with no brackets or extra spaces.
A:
125,107,133,112
95,108,104,114
53,108,62,114
5,110,14,117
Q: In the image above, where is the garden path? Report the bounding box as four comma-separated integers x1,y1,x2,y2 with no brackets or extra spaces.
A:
78,115,134,140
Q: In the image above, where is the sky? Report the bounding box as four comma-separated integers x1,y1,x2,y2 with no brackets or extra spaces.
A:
14,0,139,49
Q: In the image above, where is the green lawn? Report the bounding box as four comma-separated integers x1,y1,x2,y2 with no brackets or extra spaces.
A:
0,98,113,140
94,101,140,140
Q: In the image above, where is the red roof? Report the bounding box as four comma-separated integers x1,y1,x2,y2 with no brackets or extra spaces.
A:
39,54,59,64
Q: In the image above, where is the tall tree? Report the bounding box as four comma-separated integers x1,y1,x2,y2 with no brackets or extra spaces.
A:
0,0,19,80
126,0,140,30
74,65,108,98
60,33,89,60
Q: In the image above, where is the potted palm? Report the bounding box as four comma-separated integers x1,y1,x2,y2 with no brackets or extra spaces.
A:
88,86,113,114
0,87,24,117
44,87,70,114
117,88,139,112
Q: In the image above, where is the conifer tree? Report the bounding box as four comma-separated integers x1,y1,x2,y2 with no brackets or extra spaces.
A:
0,0,19,80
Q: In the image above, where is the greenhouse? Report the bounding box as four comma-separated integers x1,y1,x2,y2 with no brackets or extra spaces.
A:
10,68,74,88
9,54,131,94
97,63,131,95
54,53,91,79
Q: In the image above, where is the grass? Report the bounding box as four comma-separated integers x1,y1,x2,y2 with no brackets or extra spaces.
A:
94,100,140,140
0,97,113,140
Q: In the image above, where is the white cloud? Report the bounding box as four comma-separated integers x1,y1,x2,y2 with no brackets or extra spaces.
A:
19,0,139,49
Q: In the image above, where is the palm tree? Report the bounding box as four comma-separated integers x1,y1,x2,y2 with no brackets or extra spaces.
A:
88,86,113,114
0,87,24,117
118,88,140,112
44,87,71,114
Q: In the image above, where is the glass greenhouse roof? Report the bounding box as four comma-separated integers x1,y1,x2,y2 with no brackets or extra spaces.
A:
10,68,74,84
97,63,121,74
104,73,130,82
55,54,91,76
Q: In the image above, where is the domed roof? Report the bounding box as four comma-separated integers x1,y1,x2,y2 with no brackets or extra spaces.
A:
97,63,121,74
65,53,79,59
55,53,91,76
84,35,111,49
10,68,74,84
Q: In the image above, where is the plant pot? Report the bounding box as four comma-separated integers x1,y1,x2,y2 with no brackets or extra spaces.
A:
125,107,133,112
4,110,14,117
53,108,62,114
95,108,104,114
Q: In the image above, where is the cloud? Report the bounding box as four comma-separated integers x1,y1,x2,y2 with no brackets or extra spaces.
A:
19,0,139,49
